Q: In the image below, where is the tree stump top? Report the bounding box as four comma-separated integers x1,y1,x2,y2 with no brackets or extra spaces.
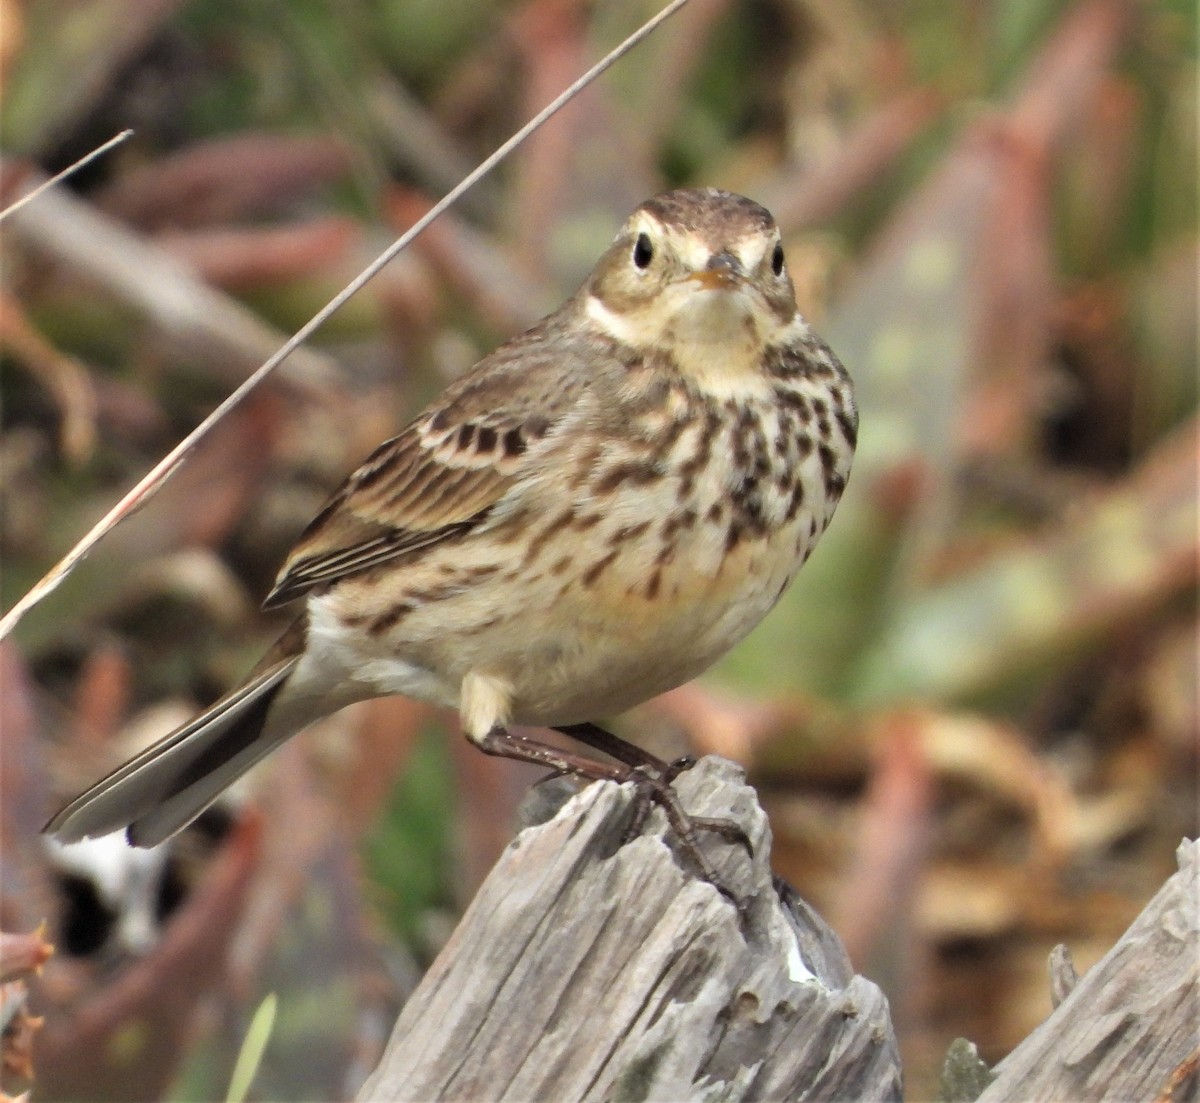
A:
359,756,902,1102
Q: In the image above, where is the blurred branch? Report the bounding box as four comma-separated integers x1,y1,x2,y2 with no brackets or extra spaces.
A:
365,68,494,220
762,87,944,232
386,186,547,332
159,218,362,293
852,418,1199,703
94,132,353,231
1007,0,1138,153
0,292,98,464
0,162,340,390
589,0,733,163
0,928,53,984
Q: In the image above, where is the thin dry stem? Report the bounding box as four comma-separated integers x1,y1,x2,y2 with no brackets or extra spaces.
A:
0,0,694,641
0,129,133,223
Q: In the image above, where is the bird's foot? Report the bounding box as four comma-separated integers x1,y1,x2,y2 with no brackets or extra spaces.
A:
620,764,754,919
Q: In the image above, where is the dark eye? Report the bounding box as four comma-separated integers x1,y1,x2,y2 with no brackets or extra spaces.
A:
633,232,654,269
771,242,785,276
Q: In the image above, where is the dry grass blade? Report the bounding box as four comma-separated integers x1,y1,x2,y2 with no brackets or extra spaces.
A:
0,0,695,642
0,128,132,223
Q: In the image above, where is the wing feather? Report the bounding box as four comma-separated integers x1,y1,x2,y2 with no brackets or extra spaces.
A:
263,314,602,609
262,428,510,608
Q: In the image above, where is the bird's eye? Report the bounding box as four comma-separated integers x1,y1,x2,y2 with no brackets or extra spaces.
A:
771,241,785,276
633,232,654,270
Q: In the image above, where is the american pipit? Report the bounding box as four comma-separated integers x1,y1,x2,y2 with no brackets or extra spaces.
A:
45,188,857,880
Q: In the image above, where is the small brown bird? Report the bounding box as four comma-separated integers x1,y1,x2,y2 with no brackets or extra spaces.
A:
45,188,856,857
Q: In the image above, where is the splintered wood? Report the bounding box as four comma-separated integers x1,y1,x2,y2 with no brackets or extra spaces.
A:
358,757,902,1101
977,838,1199,1103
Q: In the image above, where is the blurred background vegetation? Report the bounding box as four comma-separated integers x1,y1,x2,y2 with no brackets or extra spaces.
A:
0,0,1195,1099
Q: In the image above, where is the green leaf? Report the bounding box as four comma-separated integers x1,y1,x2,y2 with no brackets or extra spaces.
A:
225,992,278,1103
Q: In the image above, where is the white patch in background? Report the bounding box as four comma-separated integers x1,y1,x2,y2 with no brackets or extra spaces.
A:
44,832,170,954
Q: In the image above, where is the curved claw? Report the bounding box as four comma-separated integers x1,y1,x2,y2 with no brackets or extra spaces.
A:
621,781,654,845
662,754,698,784
533,725,754,918
620,767,753,918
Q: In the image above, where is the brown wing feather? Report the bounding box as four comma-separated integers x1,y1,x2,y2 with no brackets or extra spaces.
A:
262,309,599,609
262,427,515,608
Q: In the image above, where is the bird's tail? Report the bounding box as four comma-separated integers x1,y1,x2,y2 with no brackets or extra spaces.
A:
44,651,306,848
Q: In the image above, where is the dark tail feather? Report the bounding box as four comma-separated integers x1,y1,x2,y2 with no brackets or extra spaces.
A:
44,657,301,848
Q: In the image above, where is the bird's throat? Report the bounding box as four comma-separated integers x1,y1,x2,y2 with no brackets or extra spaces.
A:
585,289,773,399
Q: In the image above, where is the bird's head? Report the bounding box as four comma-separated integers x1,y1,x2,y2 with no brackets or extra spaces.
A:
582,188,803,393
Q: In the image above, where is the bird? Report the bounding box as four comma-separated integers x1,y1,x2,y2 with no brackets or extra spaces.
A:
44,187,857,870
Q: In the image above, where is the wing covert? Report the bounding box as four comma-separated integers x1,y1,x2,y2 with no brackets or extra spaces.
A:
262,318,597,608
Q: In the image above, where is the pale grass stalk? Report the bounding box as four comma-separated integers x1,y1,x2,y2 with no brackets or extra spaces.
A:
0,129,133,223
0,0,694,641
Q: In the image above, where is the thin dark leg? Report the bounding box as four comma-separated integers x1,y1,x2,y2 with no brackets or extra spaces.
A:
551,722,669,772
473,727,629,784
472,725,740,905
553,722,748,854
554,721,703,787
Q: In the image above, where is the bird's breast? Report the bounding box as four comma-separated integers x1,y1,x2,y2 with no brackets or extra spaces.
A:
481,389,846,719
315,378,854,726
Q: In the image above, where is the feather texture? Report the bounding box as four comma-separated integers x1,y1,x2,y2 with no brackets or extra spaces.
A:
263,316,594,608
44,654,302,845
42,188,857,854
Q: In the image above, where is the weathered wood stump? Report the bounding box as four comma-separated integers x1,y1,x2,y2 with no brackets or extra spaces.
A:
358,756,902,1101
975,837,1199,1103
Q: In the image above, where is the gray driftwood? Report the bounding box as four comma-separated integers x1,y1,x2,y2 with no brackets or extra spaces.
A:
976,838,1200,1103
358,756,901,1102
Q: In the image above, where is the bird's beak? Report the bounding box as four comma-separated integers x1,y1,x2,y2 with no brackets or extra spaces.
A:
686,251,743,291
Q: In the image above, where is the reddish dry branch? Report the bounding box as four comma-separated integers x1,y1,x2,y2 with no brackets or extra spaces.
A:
358,757,902,1102
0,931,53,985
0,160,337,390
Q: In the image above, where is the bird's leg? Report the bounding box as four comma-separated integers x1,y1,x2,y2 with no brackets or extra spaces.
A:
553,722,699,783
473,726,663,848
551,721,669,772
547,721,671,840
552,721,752,854
472,726,628,784
472,725,747,911
546,722,753,879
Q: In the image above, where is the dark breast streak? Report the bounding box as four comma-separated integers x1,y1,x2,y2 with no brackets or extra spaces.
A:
580,322,853,545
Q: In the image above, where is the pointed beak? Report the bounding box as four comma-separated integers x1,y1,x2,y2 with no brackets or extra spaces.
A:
687,251,743,291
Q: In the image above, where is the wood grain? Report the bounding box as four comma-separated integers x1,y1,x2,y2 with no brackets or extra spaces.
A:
978,838,1199,1103
358,756,902,1101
